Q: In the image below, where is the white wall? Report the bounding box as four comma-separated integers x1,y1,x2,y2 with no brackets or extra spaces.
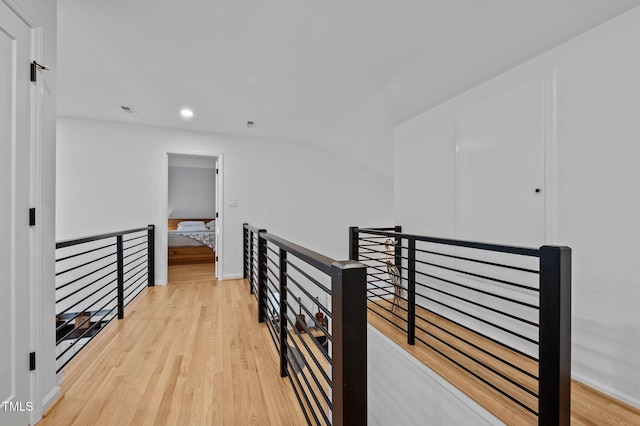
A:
394,7,640,408
168,166,216,218
368,326,502,425
56,117,393,283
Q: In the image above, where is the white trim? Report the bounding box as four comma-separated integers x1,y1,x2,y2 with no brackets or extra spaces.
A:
1,0,37,27
161,150,224,283
29,23,44,425
222,273,244,281
572,372,640,411
41,385,60,413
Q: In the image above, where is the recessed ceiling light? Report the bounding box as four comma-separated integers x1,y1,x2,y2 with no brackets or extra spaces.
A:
180,108,194,118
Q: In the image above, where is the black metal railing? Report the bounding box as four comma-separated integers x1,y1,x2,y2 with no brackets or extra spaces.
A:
243,224,367,426
350,226,571,425
55,225,155,373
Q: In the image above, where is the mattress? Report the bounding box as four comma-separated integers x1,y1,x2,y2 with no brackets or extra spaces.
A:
168,230,216,249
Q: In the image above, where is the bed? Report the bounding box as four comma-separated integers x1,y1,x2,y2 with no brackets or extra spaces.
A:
168,218,216,265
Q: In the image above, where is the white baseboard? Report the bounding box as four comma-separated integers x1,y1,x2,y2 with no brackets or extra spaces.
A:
572,372,640,410
42,385,61,413
222,273,244,280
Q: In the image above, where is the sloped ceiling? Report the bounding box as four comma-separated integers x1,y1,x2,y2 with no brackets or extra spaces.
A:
58,0,640,141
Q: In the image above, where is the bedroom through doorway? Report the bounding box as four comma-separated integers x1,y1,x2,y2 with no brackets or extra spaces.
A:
166,153,220,282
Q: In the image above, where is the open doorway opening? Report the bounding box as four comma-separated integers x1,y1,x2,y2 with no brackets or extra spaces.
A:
163,152,223,282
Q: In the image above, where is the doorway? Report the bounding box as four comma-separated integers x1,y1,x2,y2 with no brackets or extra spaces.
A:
162,151,223,282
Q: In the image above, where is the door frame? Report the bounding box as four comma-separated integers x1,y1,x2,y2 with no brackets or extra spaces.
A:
161,150,224,282
2,0,46,423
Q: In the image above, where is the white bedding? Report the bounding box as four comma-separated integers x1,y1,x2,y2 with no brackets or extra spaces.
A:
168,230,216,249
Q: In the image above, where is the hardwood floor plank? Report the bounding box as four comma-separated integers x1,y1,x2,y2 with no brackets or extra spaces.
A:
40,264,306,426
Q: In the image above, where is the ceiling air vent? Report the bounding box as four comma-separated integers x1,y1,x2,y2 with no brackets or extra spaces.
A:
120,105,137,114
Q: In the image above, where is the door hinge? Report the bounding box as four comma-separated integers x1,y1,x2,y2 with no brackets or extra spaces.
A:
215,212,218,218
216,168,219,175
30,61,49,83
29,352,36,371
29,208,36,226
215,256,219,262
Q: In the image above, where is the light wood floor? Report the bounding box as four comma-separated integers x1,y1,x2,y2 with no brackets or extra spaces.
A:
368,298,640,426
40,263,306,426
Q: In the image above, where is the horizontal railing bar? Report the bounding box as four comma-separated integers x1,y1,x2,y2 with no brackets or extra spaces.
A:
283,272,332,319
414,292,539,345
424,307,539,362
123,267,147,290
284,326,333,408
413,280,539,326
122,240,147,251
413,322,539,398
359,244,539,275
413,258,539,292
413,246,539,274
56,306,118,361
283,293,332,359
124,276,148,306
414,311,538,381
366,296,409,323
56,277,117,320
122,247,147,262
359,228,541,257
123,258,147,279
261,232,335,275
55,242,117,263
55,251,116,277
284,368,313,426
56,293,118,344
266,245,279,256
285,258,332,295
263,313,280,352
285,357,322,426
266,254,279,269
123,234,147,243
409,270,539,309
283,311,332,386
414,334,538,416
55,270,117,305
284,329,332,425
283,277,332,341
56,226,152,249
55,260,118,291
366,288,409,309
367,305,409,333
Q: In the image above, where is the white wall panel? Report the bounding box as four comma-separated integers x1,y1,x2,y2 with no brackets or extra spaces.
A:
394,6,640,407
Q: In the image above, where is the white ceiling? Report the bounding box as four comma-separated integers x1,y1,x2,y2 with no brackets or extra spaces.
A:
58,0,640,142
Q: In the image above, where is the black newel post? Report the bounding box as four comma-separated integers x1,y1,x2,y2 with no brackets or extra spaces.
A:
348,227,359,261
331,260,367,426
116,235,125,319
394,225,402,269
147,225,155,286
243,223,249,279
257,231,267,323
539,246,571,426
278,249,288,378
407,238,416,345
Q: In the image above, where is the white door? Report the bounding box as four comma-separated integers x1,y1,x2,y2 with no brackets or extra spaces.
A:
0,3,33,424
457,79,548,248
